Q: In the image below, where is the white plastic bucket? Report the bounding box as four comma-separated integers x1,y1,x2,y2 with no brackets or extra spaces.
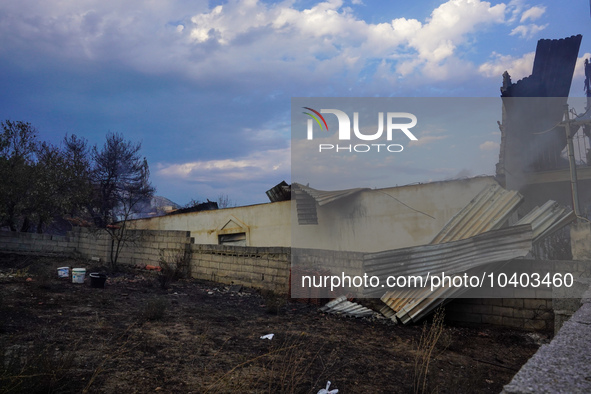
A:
57,267,69,278
72,268,86,284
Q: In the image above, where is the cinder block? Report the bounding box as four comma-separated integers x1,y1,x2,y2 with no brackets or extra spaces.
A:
503,298,524,308
252,265,266,274
447,311,482,323
536,309,554,321
264,267,278,277
502,316,524,328
481,314,503,325
462,298,484,305
472,304,493,314
219,262,234,271
513,308,535,319
525,318,549,331
444,302,468,313
482,298,504,306
492,306,514,317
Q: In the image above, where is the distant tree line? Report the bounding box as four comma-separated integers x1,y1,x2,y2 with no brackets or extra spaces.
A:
0,120,155,235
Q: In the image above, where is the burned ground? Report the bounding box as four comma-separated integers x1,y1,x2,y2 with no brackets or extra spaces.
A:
0,253,543,393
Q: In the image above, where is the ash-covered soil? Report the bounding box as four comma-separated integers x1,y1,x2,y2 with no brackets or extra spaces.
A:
0,253,544,393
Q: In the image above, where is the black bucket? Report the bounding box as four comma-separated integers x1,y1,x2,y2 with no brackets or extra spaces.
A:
89,273,107,289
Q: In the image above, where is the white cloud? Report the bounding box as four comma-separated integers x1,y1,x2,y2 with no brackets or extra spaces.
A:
509,23,547,39
0,0,562,205
408,135,448,147
0,0,522,90
391,17,422,39
408,0,506,61
478,51,535,80
506,0,525,23
479,141,499,151
156,147,290,183
573,53,591,79
520,5,545,22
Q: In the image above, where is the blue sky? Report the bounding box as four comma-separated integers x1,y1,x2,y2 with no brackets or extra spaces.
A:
1,0,590,206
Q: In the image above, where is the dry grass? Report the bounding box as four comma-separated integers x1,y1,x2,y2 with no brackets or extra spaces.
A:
413,307,446,394
0,342,77,393
140,297,168,321
205,332,337,394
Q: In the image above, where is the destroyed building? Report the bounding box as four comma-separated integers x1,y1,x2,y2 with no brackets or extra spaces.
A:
124,35,591,328
498,34,591,219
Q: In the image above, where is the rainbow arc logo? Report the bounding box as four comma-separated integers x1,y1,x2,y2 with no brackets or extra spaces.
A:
302,107,328,132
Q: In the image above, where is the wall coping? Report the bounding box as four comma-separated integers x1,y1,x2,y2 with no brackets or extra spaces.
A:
503,279,591,393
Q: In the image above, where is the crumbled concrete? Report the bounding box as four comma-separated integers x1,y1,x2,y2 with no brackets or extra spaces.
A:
503,295,591,393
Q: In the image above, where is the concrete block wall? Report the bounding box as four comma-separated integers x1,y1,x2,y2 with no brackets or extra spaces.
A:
292,248,365,277
114,229,193,267
0,228,290,293
66,228,194,267
446,259,590,331
446,298,554,330
0,230,77,255
291,248,365,299
2,230,590,332
571,221,591,260
190,244,290,293
69,228,110,262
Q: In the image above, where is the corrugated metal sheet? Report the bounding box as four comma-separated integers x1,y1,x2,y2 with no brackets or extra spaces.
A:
381,263,509,324
266,181,291,203
320,295,375,318
430,184,523,244
378,197,575,324
393,286,463,325
364,224,534,299
515,200,575,242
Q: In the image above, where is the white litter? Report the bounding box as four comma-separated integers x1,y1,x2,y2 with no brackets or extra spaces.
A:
317,380,338,394
260,334,274,340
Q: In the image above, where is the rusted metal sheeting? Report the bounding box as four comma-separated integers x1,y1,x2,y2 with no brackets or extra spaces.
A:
430,184,523,244
380,278,467,324
515,200,575,242
320,295,375,318
364,225,533,299
395,286,463,325
381,287,426,314
292,183,369,206
378,200,574,324
379,190,573,324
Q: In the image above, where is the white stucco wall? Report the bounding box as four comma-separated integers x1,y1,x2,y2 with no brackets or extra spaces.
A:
129,201,291,247
130,176,499,252
292,176,498,252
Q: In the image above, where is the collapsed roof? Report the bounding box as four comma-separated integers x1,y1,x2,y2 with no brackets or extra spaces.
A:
373,184,574,324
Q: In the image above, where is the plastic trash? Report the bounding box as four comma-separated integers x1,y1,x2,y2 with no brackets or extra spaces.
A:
317,381,338,394
260,333,274,340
